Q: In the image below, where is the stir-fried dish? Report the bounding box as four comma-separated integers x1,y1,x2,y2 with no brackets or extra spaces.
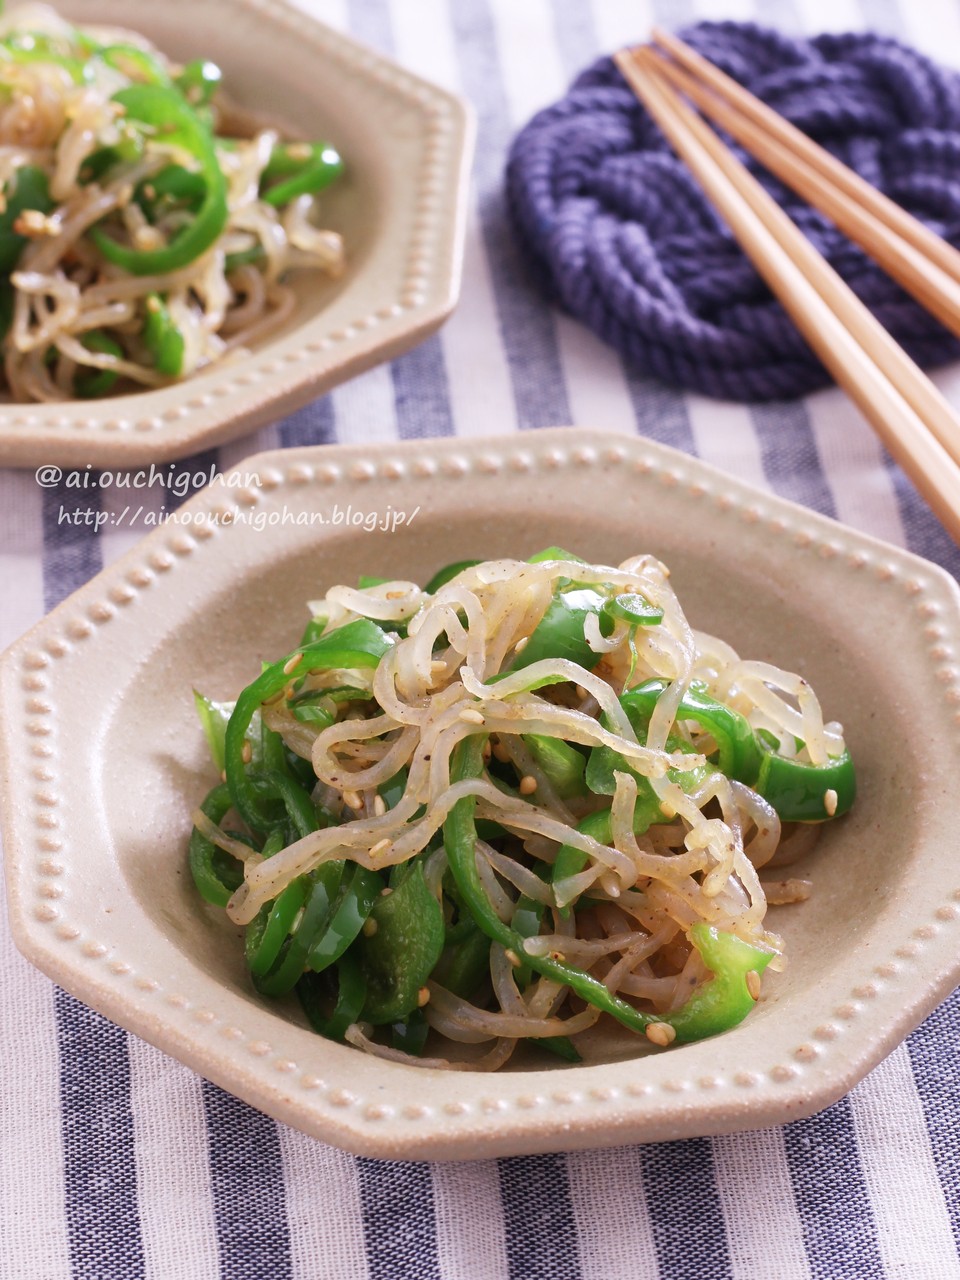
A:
0,2,345,400
189,550,855,1069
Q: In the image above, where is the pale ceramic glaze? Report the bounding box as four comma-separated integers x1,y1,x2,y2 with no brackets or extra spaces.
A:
0,0,473,468
3,429,960,1160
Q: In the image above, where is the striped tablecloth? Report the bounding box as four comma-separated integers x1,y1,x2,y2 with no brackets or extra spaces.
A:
4,0,960,1277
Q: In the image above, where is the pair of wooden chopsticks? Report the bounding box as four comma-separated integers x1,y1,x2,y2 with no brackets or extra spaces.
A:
614,31,960,543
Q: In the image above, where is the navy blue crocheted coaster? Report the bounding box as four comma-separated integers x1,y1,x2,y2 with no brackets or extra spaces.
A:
505,22,960,402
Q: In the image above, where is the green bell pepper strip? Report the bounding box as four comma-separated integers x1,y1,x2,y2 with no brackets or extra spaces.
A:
557,734,711,914
621,681,855,821
0,165,53,273
510,894,544,988
297,953,367,1042
91,85,228,275
258,697,289,776
0,40,88,83
603,592,664,627
260,142,343,207
80,132,145,184
138,166,206,216
264,771,319,840
143,293,185,376
527,546,584,564
254,868,341,997
510,585,613,672
299,615,326,646
223,618,393,831
378,766,409,814
540,1036,582,1062
224,243,265,272
0,279,12,341
444,737,773,1044
73,331,122,398
245,874,308,976
621,680,763,784
289,695,336,729
436,922,491,999
98,43,172,86
177,59,222,107
188,782,244,907
522,733,587,800
551,808,616,901
549,802,672,917
358,862,445,1024
391,1009,429,1056
306,863,383,973
292,682,369,707
755,740,856,822
665,925,774,1040
585,729,710,799
193,690,231,772
424,559,481,593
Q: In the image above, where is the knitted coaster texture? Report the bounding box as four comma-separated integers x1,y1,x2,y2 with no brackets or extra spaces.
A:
505,22,960,401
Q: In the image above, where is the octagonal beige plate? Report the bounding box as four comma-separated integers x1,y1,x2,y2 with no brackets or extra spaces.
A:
3,428,960,1159
0,0,472,469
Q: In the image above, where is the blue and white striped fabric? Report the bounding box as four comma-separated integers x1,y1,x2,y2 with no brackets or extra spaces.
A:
3,0,960,1276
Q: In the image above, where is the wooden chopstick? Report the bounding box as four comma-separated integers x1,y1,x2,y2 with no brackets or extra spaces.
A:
629,45,960,475
650,26,960,291
613,49,960,543
643,38,960,343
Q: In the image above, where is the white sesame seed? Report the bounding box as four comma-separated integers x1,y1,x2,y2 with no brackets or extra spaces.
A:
602,878,621,899
13,209,58,237
645,1022,676,1047
824,788,838,817
459,708,485,725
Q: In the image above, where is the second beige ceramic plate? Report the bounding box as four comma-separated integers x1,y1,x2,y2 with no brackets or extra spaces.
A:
0,0,472,468
3,429,960,1159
